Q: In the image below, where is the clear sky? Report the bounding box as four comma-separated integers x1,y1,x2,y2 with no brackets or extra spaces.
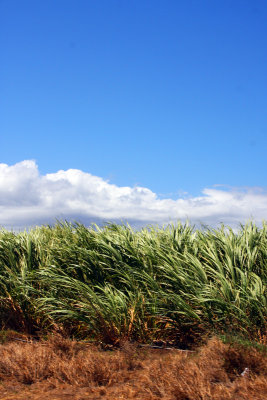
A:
0,0,267,229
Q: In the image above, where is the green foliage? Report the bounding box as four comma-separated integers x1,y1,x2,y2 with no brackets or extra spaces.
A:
0,221,266,344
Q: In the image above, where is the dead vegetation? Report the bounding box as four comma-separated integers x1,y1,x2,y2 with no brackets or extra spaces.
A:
0,335,266,399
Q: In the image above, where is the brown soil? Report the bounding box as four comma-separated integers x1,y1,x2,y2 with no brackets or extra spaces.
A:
0,335,266,400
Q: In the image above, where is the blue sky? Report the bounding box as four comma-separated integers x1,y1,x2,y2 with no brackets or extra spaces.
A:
0,0,266,228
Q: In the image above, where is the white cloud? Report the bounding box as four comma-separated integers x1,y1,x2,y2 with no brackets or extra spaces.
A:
0,160,266,230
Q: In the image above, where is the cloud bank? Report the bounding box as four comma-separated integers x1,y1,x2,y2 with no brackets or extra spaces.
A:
0,160,266,230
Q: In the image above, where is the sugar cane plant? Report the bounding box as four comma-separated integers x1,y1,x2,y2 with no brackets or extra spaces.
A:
0,221,266,345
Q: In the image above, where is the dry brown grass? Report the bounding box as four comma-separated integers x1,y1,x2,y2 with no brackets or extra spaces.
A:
0,336,266,399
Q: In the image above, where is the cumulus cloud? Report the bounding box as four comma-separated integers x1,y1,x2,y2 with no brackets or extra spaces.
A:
0,160,266,230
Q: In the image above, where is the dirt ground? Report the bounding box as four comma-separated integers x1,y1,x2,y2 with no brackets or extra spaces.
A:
0,335,266,400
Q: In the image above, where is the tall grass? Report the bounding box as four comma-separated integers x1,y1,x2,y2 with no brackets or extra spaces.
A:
0,221,266,344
